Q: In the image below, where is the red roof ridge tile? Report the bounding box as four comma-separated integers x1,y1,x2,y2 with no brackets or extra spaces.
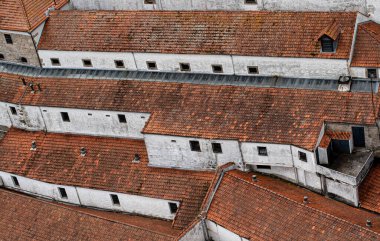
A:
225,171,380,236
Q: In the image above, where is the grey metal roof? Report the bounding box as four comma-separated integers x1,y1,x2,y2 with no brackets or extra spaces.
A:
0,62,377,92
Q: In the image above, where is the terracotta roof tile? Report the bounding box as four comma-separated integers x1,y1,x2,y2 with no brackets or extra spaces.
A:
326,130,352,140
319,133,332,148
317,20,342,41
0,0,69,32
360,161,380,214
0,189,175,241
38,11,357,59
0,73,377,151
351,21,380,68
0,128,215,229
207,172,380,240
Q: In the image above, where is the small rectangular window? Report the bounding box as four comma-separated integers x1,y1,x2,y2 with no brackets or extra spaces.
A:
110,194,120,206
50,58,61,66
258,146,268,156
169,202,178,214
190,140,201,152
82,59,92,67
11,176,19,187
321,36,334,53
245,0,257,4
298,151,307,162
0,53,4,60
180,63,191,72
212,65,223,73
4,34,13,44
118,114,127,123
248,66,259,74
367,69,378,79
9,106,17,115
146,61,157,70
61,112,70,122
144,0,156,4
114,60,125,68
257,165,271,170
58,187,68,199
212,143,223,154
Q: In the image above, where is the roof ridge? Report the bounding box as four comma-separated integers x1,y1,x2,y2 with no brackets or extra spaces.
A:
16,0,32,31
360,23,380,45
0,188,176,238
225,172,380,236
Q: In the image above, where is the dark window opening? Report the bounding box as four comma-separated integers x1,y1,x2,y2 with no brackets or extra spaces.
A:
190,140,201,152
169,202,178,214
82,59,92,67
212,143,223,154
115,60,125,68
9,106,17,115
180,63,191,72
118,114,127,123
367,69,378,79
258,146,268,156
50,58,60,66
11,176,19,187
58,187,68,199
298,151,307,162
245,0,257,4
61,112,70,122
352,126,366,147
110,194,120,206
321,36,335,53
20,57,28,63
257,165,271,170
146,61,157,70
248,66,259,74
4,34,12,44
144,0,156,4
0,53,4,60
212,65,223,73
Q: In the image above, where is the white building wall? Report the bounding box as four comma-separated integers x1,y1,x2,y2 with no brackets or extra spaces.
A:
233,56,349,79
291,146,317,173
206,220,249,241
325,178,359,206
251,165,297,182
31,22,46,45
41,107,149,139
177,221,206,241
144,134,242,170
241,142,293,167
0,102,12,127
76,187,179,220
6,103,45,131
39,50,137,70
0,171,81,204
351,67,380,78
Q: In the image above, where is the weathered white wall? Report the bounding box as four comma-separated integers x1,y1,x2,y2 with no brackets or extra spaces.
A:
297,169,322,191
241,143,293,167
76,187,179,220
250,165,297,182
6,103,45,131
178,221,205,241
291,146,317,173
41,107,149,139
38,50,352,79
0,102,12,127
233,56,349,79
145,134,242,170
31,22,46,45
351,67,380,78
39,50,137,70
0,171,81,204
206,220,249,241
325,177,359,206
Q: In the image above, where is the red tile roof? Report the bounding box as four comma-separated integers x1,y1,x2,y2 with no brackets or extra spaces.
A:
207,171,380,240
0,189,175,241
0,0,69,32
319,133,332,148
0,128,215,229
0,73,377,151
319,130,352,148
360,161,380,214
38,11,357,59
351,21,380,68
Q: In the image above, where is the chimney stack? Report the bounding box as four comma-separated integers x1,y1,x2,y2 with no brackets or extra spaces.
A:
303,196,309,204
367,220,373,228
80,147,87,156
31,141,37,150
133,154,141,163
252,175,258,182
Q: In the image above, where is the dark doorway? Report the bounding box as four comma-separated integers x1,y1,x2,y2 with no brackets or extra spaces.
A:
352,126,365,147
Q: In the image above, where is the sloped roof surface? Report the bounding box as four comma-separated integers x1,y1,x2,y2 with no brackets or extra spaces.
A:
38,10,356,59
207,172,380,240
0,128,214,229
360,161,380,214
351,21,380,68
0,0,69,32
0,73,377,151
0,189,175,241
